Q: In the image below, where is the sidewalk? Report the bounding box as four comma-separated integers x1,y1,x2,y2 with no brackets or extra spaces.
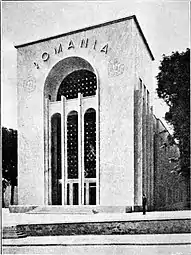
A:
3,209,191,227
3,233,191,246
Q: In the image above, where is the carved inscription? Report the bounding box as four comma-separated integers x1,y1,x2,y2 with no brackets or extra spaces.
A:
44,38,109,61
68,40,75,50
93,40,97,50
54,44,62,54
42,52,50,61
108,59,125,77
100,44,108,54
80,38,88,48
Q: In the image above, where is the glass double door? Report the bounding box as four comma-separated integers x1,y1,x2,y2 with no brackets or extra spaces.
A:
51,101,97,205
66,180,96,205
66,108,96,205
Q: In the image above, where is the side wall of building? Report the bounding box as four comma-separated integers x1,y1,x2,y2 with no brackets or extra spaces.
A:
153,117,190,211
132,20,154,210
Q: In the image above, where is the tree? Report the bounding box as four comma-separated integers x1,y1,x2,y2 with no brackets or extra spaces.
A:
2,127,17,205
156,48,190,176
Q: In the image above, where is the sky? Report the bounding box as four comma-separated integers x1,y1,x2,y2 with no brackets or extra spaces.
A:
2,0,190,130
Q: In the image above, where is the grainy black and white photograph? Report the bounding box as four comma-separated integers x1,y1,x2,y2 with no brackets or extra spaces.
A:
1,1,190,254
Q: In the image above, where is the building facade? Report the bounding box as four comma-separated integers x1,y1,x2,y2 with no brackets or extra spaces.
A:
15,15,189,211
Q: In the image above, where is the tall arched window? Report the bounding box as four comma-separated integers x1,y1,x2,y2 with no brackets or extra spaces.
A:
84,108,96,178
51,113,61,205
84,108,96,205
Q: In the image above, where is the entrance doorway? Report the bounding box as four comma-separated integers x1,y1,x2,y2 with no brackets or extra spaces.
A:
49,69,98,205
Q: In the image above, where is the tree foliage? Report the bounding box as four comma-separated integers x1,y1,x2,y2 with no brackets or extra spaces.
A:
156,48,190,176
2,127,17,185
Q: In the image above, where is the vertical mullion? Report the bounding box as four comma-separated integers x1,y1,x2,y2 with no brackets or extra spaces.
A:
61,96,66,205
146,91,150,209
48,101,52,205
96,91,100,205
44,98,49,205
69,183,73,205
86,182,89,205
64,103,68,204
78,93,82,205
81,100,85,205
143,86,147,197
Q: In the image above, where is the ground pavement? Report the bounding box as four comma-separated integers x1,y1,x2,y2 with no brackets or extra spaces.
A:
2,209,191,255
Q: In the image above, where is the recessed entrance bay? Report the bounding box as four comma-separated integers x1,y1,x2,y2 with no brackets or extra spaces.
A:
50,68,98,205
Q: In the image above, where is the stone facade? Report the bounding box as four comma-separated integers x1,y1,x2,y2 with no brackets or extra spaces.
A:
15,15,189,211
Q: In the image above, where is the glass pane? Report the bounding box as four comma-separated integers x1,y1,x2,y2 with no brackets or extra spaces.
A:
84,109,96,178
67,183,69,205
51,113,61,205
73,183,79,205
67,111,78,179
89,183,96,205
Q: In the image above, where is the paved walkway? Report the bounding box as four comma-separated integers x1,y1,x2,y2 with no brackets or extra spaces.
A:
3,209,191,226
3,244,191,255
3,233,191,246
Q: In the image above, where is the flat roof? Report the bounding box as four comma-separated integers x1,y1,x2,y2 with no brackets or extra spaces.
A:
15,15,154,60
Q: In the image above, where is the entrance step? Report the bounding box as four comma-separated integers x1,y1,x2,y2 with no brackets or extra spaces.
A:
9,205,132,214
